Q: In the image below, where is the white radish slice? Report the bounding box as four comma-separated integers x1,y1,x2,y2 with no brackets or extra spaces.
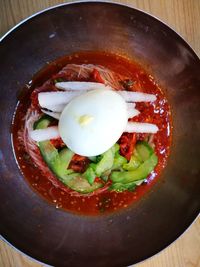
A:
118,91,156,102
55,82,156,104
126,102,138,118
30,126,60,142
125,122,158,133
43,104,66,112
38,90,156,110
41,109,60,120
127,102,136,109
127,109,140,118
55,81,111,91
38,91,83,107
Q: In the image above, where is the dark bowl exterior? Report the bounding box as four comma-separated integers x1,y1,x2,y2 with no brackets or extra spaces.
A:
0,2,200,266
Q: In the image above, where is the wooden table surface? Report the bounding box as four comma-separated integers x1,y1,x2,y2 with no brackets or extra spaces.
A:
0,0,200,266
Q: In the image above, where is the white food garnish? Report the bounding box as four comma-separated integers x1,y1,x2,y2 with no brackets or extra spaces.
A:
58,89,128,156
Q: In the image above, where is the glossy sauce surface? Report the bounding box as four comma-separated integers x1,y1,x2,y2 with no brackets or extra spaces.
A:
12,52,172,215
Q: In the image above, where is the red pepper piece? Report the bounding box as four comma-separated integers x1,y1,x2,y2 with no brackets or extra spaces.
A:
91,69,105,84
118,133,136,161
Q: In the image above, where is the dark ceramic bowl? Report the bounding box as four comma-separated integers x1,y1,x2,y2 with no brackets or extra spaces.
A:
0,2,200,267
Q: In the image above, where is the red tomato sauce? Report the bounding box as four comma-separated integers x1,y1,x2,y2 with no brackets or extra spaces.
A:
12,51,172,215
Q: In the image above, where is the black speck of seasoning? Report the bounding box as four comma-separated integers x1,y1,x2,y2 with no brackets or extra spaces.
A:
99,207,105,213
98,196,111,212
23,153,31,162
119,79,135,90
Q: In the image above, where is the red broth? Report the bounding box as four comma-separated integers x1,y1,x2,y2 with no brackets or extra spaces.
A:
12,51,172,215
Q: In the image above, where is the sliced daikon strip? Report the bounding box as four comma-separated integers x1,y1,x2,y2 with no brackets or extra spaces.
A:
41,109,60,120
38,91,83,107
43,104,66,112
119,91,156,102
30,126,60,142
126,102,136,109
127,109,140,118
55,81,111,91
125,122,158,133
38,90,156,111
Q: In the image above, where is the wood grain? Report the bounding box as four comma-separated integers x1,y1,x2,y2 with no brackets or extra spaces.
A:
0,0,199,267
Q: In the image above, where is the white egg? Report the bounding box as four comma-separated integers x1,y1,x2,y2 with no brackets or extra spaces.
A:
58,89,128,156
